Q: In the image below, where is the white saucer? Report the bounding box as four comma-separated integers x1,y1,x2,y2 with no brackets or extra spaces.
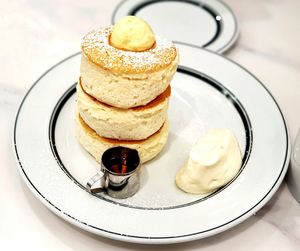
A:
14,44,290,244
112,0,238,53
287,129,300,203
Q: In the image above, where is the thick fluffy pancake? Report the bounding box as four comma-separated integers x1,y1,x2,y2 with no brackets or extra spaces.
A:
80,53,178,109
76,114,169,163
77,81,170,140
80,27,178,108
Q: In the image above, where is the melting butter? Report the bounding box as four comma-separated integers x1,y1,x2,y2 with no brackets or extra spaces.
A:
110,16,155,52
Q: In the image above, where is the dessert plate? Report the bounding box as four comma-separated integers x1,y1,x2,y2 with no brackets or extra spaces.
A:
14,44,290,244
112,0,238,53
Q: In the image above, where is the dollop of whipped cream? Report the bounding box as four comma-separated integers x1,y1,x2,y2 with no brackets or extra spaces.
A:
110,16,155,52
176,129,242,194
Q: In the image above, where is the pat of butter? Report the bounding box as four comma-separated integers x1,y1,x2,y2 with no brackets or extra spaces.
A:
176,129,242,194
110,16,155,52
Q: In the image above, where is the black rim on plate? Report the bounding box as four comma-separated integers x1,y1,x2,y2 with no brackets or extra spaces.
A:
48,65,253,210
14,49,289,241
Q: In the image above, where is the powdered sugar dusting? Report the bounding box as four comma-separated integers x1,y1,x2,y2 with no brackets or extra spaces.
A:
81,27,177,73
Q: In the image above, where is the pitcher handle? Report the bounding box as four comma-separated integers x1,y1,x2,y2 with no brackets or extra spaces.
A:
86,172,108,194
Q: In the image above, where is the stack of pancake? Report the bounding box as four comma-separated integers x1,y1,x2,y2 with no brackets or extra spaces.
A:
76,20,178,163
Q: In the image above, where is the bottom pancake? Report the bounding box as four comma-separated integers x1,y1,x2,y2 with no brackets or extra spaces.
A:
75,114,169,163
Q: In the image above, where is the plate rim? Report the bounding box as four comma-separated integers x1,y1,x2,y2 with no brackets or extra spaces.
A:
111,0,239,53
13,46,290,244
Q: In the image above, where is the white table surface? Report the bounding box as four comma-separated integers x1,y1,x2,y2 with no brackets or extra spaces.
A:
1,0,300,250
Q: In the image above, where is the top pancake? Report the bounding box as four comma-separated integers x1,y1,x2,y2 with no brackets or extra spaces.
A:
81,27,177,74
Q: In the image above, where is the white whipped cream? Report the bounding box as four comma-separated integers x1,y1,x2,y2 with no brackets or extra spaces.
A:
175,129,242,194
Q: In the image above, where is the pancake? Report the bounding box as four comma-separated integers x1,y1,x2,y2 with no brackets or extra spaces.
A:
76,114,169,163
77,80,170,140
80,27,178,108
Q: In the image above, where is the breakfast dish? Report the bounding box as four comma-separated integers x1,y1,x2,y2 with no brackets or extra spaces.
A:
14,44,290,244
77,16,178,162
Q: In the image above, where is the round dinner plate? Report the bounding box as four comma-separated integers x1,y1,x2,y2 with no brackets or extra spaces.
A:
112,0,238,53
14,44,290,244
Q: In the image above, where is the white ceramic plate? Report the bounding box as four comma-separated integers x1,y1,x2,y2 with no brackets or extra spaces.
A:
14,44,290,244
112,0,238,53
